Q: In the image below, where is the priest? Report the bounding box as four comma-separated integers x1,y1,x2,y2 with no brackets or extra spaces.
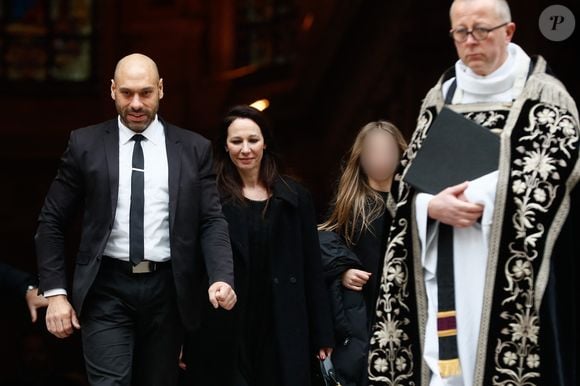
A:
367,1,578,385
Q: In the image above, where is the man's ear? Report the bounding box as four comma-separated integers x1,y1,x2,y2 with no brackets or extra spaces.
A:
505,22,516,43
110,79,116,100
159,78,164,99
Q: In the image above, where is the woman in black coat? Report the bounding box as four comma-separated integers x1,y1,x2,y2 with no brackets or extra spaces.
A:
183,105,334,386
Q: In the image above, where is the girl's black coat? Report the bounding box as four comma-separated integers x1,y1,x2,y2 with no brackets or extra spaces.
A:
319,230,370,386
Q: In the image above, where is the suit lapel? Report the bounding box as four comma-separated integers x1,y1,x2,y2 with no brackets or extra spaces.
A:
164,122,182,231
103,120,119,220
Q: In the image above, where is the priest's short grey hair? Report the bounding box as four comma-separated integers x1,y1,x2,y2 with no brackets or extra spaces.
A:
450,0,512,23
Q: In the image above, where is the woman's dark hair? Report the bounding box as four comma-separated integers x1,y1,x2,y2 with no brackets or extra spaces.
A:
214,105,282,204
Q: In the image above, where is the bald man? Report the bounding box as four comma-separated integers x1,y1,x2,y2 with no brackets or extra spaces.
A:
35,53,236,386
368,1,578,386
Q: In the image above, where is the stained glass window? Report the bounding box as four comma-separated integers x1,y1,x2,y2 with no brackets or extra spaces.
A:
235,0,298,70
0,0,94,82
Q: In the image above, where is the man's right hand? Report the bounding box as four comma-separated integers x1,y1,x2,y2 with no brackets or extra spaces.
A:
46,295,80,338
428,181,483,228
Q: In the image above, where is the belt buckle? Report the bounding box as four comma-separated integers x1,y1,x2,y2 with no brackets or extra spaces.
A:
132,261,154,274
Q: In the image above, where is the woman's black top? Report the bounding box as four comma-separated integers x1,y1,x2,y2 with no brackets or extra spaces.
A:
237,198,280,385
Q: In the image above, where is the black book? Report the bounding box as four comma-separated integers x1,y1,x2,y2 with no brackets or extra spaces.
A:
403,107,500,194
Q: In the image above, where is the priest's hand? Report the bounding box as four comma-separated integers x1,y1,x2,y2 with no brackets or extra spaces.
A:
208,281,237,310
428,181,483,228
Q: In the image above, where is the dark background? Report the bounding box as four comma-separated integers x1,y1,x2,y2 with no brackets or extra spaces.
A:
1,1,578,384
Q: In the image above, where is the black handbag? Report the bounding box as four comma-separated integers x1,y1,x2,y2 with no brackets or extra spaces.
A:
319,357,343,386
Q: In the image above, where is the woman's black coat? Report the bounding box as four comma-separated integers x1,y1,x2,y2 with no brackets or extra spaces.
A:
184,177,334,386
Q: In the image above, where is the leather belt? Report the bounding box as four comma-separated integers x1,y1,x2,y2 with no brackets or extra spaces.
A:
101,256,171,274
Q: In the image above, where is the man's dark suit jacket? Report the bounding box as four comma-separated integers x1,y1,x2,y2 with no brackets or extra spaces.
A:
35,118,234,331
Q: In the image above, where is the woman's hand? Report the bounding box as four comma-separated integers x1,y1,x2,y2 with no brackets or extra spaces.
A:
341,269,372,291
317,347,334,360
178,346,187,370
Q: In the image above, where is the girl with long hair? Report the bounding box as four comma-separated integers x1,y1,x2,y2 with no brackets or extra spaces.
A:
319,120,407,385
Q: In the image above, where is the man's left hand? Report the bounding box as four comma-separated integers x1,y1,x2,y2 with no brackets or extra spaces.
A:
208,281,237,310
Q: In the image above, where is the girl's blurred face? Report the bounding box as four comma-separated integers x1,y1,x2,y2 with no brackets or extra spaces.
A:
360,130,400,182
226,118,266,173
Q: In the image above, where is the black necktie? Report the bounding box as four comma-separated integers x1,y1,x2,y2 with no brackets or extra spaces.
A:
130,134,145,266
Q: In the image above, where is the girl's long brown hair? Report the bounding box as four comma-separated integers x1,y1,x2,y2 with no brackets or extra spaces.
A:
319,121,407,246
